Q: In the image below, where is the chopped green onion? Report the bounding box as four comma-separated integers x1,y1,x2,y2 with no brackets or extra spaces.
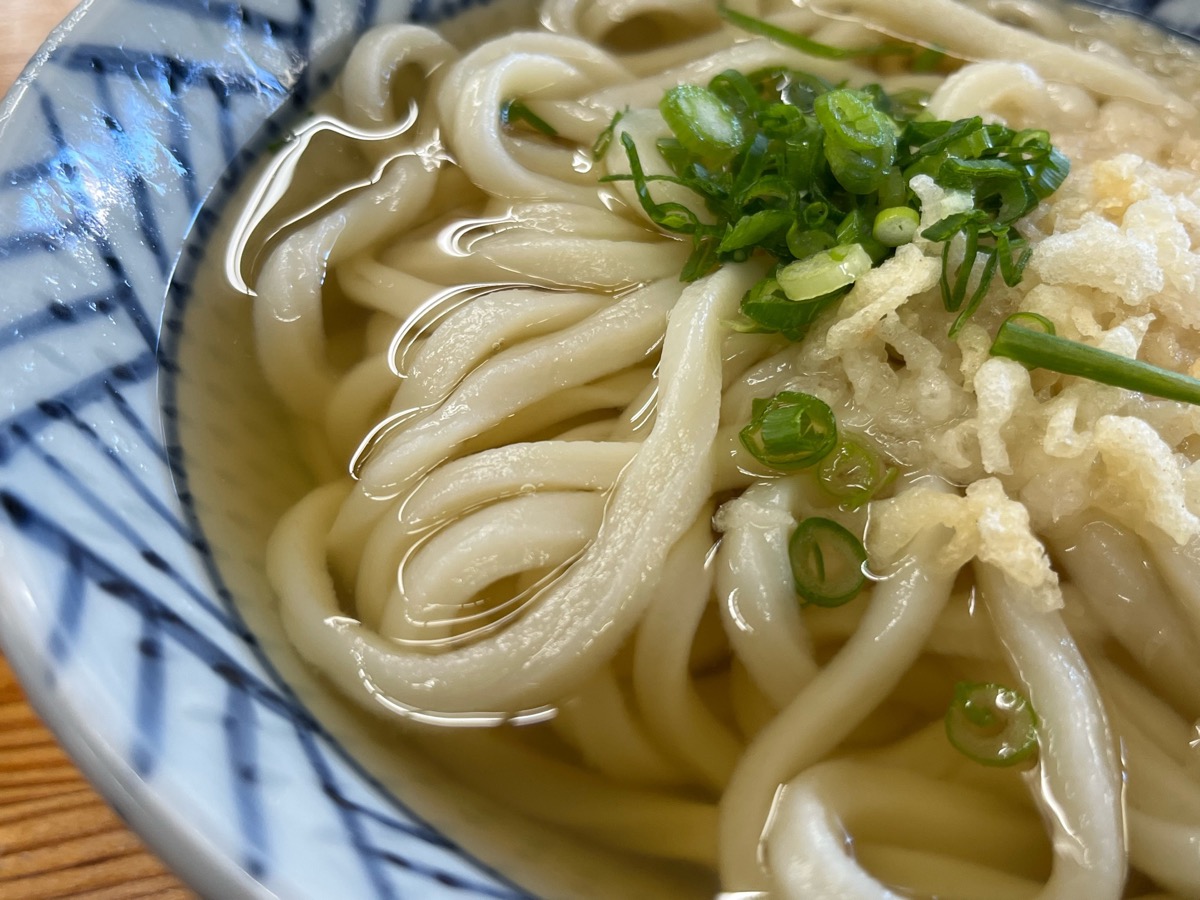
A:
786,225,836,260
818,438,896,508
834,208,888,263
948,248,998,337
911,46,947,73
777,243,872,302
945,681,1038,767
735,277,841,342
875,166,908,210
902,116,987,169
789,517,868,607
611,132,701,235
814,89,898,195
740,391,838,471
996,231,1033,288
990,314,1200,406
873,206,920,246
718,2,910,60
595,22,1066,337
681,236,723,283
660,84,745,164
720,209,794,254
500,99,558,137
591,108,625,159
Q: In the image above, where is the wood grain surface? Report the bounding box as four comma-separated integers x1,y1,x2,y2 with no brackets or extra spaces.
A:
0,663,191,898
3,0,77,94
2,1,194,897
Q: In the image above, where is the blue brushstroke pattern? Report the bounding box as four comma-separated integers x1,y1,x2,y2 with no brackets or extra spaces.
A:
10,0,1181,896
0,0,534,895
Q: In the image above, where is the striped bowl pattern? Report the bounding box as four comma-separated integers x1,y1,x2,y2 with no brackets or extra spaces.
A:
0,0,1194,897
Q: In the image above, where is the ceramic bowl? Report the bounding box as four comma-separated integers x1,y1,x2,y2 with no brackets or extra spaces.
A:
0,1,1196,898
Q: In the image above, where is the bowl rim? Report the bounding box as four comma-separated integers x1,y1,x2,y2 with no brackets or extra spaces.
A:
1,0,1198,897
0,0,532,897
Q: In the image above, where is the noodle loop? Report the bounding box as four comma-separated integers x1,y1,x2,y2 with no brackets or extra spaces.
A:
243,3,1200,895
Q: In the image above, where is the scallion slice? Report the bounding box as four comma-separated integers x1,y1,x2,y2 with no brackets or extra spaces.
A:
739,391,838,471
789,517,868,607
500,99,558,137
990,313,1200,406
611,132,702,235
818,437,896,508
718,3,908,60
720,209,794,254
595,23,1066,336
591,108,625,159
660,84,746,164
735,277,842,342
776,243,872,302
872,206,920,247
945,681,1038,767
814,89,898,195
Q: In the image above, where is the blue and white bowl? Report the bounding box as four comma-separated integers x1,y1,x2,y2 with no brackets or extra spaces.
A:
0,1,1196,897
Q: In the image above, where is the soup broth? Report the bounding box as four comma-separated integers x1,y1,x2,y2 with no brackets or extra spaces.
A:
173,1,1200,897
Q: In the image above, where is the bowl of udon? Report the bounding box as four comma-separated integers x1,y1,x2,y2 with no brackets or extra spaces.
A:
4,0,1200,896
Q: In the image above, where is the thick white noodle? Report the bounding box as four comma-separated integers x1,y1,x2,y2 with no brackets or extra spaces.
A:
554,663,691,788
353,440,637,630
808,0,1189,114
417,726,720,866
254,155,442,420
273,264,759,713
435,33,631,205
765,760,1045,899
1092,659,1200,897
338,25,457,127
380,490,606,640
714,479,819,709
976,563,1126,900
1144,532,1200,648
345,277,676,504
1053,521,1200,721
541,0,722,45
247,2,1200,894
719,498,957,891
633,509,744,792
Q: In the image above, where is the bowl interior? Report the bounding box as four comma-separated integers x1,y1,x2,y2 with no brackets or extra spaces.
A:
6,0,1200,897
161,2,713,897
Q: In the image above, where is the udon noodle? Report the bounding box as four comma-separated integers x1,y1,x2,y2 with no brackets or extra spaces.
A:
242,0,1200,895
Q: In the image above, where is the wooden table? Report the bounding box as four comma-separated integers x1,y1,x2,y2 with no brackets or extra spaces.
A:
1,2,193,896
